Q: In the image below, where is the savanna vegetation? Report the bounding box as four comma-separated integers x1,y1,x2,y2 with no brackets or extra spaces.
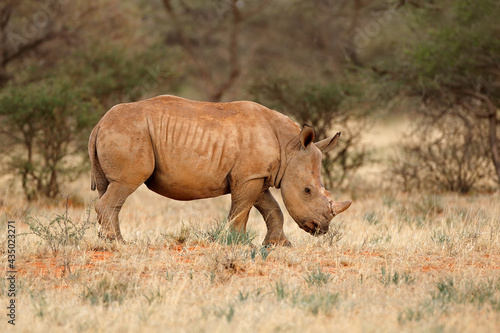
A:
1,0,499,332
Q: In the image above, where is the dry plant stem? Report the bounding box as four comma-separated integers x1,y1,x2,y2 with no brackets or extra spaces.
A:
7,183,500,332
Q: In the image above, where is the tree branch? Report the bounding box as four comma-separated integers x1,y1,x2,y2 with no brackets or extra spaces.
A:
210,0,241,101
3,30,64,66
162,0,215,93
459,89,497,116
240,0,272,21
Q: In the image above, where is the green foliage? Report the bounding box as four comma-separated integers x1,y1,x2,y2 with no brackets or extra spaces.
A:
237,288,264,303
273,280,288,301
433,278,457,304
66,43,168,103
205,270,217,284
431,230,452,245
0,41,168,200
198,219,256,246
247,246,274,261
163,270,176,282
363,211,379,225
0,79,97,199
432,277,500,310
29,290,48,319
213,304,235,322
399,277,500,323
251,77,367,189
384,0,500,190
303,265,333,287
378,267,415,286
405,0,500,94
272,279,340,315
296,292,340,316
143,288,166,305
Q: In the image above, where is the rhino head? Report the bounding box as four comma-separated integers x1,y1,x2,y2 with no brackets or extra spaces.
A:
280,125,352,235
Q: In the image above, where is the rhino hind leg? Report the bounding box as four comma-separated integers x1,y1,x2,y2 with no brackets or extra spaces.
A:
95,182,138,242
254,190,291,247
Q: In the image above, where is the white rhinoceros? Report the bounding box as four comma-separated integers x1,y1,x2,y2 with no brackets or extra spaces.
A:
89,95,351,245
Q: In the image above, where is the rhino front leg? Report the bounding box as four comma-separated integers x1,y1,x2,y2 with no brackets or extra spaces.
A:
228,179,265,233
254,189,291,247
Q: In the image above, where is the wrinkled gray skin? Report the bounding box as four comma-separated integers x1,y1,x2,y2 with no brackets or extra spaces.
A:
89,95,351,246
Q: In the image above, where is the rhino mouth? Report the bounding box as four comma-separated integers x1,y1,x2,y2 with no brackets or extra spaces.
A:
300,220,327,236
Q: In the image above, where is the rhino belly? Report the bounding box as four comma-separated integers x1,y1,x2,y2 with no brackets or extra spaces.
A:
145,168,230,201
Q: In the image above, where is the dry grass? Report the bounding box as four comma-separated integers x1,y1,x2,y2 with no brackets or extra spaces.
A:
1,176,500,332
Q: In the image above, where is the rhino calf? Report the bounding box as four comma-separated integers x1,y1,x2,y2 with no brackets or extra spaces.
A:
89,95,351,246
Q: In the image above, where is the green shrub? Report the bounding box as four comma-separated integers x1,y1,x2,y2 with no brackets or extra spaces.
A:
251,78,367,189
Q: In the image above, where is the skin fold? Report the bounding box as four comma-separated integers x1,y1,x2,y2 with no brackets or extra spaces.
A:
89,95,351,246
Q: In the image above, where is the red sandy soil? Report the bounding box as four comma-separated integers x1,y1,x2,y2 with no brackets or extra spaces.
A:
16,246,500,288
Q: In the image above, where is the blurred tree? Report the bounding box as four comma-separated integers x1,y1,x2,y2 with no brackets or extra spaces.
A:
0,79,94,200
0,1,172,200
377,0,500,190
389,112,494,193
0,0,65,85
251,77,368,190
159,0,272,101
148,0,384,101
0,44,166,200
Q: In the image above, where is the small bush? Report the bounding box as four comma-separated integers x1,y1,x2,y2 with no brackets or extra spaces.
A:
321,221,344,246
165,224,191,244
389,112,495,193
23,195,96,254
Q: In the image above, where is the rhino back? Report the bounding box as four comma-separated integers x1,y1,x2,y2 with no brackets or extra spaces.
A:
138,96,282,200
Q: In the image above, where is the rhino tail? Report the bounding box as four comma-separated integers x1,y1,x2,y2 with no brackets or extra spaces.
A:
88,125,107,193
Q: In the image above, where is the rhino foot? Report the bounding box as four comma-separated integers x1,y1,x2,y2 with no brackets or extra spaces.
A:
263,237,292,247
97,229,125,243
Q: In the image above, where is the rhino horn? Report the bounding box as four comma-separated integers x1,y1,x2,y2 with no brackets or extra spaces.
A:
331,201,352,215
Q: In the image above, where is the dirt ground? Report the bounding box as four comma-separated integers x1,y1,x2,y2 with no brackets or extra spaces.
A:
1,180,500,332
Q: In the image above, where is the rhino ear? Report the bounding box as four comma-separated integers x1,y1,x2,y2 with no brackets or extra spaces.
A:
316,132,341,154
299,124,316,149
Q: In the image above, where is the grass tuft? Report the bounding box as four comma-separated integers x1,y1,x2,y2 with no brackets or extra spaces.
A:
378,267,415,286
197,219,256,246
81,277,131,306
303,265,333,287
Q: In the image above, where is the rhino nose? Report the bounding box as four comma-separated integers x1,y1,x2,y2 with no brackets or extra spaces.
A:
330,200,352,216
